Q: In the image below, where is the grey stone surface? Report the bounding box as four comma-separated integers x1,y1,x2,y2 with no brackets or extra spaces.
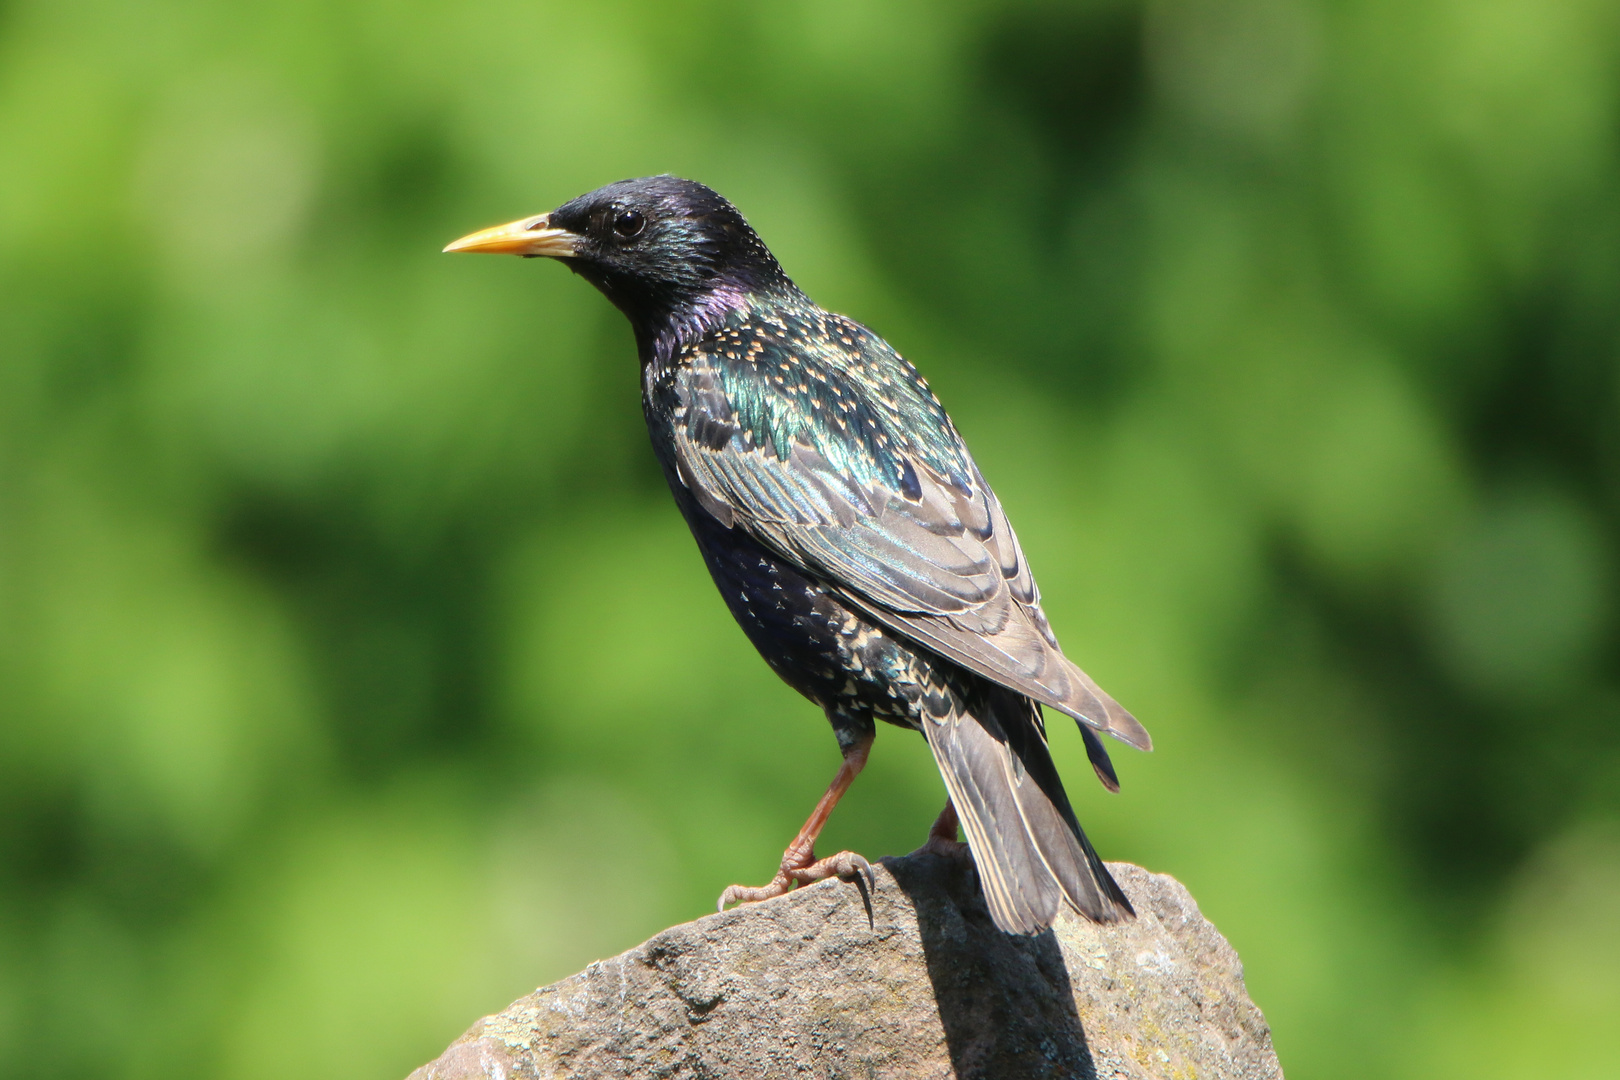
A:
408,854,1282,1080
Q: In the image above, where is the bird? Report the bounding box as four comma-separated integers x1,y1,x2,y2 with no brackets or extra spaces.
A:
445,176,1150,934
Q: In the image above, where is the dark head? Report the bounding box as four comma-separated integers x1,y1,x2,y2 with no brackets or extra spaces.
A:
444,176,793,349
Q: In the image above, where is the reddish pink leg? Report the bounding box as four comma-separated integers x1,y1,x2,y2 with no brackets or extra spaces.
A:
910,799,969,858
718,734,875,911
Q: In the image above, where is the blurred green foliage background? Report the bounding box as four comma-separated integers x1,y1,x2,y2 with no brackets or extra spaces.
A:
2,0,1618,1077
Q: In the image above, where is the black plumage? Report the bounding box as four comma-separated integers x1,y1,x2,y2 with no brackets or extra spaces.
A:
445,176,1150,934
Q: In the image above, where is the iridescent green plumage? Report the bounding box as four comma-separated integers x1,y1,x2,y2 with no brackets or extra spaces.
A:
459,175,1150,933
697,301,969,495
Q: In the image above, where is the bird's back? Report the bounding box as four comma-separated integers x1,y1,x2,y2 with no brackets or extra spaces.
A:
645,294,1149,754
639,294,1140,929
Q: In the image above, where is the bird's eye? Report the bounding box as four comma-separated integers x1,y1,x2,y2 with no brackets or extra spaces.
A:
613,209,645,238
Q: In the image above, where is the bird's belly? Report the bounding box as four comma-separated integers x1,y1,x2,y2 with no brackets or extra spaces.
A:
679,499,948,741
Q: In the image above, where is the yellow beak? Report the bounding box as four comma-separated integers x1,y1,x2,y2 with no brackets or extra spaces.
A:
442,213,582,257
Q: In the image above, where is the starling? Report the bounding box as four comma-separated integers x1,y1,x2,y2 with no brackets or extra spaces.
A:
445,176,1150,934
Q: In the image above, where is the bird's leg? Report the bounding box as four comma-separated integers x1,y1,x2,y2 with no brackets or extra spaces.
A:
717,733,875,911
910,799,969,858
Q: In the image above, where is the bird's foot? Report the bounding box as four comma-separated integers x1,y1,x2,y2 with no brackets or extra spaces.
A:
717,844,874,911
787,849,874,888
910,833,969,859
908,799,969,859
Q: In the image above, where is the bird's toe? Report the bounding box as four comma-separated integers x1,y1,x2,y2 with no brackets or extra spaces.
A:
784,849,871,887
717,873,792,912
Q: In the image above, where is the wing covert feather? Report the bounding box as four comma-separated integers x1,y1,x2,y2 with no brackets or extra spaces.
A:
666,319,1150,751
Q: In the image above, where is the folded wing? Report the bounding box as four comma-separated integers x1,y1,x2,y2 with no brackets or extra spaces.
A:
670,325,1150,751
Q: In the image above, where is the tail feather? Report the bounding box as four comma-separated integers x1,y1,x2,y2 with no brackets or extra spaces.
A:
1080,725,1121,793
921,685,1133,934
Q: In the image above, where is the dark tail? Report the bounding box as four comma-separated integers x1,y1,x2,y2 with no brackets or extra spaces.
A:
920,684,1133,934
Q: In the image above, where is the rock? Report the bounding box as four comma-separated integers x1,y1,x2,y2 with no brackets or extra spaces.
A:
408,854,1281,1080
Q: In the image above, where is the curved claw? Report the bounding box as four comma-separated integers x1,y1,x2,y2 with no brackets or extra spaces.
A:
837,852,875,893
